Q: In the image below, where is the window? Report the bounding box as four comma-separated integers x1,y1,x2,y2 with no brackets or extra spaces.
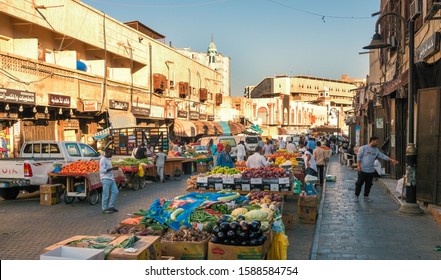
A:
79,143,98,157
245,136,258,144
65,143,81,157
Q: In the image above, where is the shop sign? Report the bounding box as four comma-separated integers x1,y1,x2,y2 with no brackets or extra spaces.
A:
208,115,215,121
0,88,35,105
63,119,80,130
35,113,50,120
48,94,70,107
177,110,187,118
0,112,18,119
109,99,128,110
132,106,151,117
199,114,207,120
82,100,98,112
189,111,199,120
416,32,440,62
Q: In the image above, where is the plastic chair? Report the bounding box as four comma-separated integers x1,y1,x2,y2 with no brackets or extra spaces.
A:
344,153,354,167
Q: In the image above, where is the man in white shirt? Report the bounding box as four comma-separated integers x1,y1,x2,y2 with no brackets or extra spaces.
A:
237,140,246,162
100,148,119,214
286,141,297,153
263,139,274,156
246,146,273,168
278,137,286,150
155,148,167,182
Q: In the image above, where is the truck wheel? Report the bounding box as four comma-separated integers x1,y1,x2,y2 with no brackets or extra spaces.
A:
64,191,75,204
88,189,100,205
0,189,20,200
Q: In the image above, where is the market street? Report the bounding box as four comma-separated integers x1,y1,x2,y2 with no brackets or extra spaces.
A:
312,156,441,260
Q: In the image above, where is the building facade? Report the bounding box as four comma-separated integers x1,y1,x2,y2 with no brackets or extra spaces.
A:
0,0,227,155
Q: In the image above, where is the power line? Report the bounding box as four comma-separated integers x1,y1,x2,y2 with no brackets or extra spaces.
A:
266,0,372,22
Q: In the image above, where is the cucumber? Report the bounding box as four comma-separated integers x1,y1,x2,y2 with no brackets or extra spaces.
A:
170,208,185,221
217,192,240,201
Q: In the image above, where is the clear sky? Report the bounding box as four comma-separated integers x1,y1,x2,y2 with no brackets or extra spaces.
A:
82,0,380,96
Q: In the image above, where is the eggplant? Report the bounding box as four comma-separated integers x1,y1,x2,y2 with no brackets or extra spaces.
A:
230,239,239,246
248,231,258,240
236,215,246,221
219,222,231,233
256,236,265,245
229,221,239,231
255,229,264,238
240,240,249,246
223,239,231,245
237,231,249,242
216,218,226,226
226,230,237,240
249,220,261,232
249,239,259,246
211,236,221,244
217,231,226,240
239,221,249,233
221,214,232,222
212,225,221,234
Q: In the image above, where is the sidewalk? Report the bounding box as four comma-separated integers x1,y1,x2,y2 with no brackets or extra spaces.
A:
311,155,441,260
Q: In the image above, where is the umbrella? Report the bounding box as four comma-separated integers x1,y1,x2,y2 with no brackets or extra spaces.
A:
0,147,8,153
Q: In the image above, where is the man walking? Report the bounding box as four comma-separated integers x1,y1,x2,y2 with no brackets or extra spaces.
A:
100,148,119,214
355,136,399,202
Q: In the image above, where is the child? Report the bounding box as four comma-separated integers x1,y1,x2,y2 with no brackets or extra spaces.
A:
155,148,167,183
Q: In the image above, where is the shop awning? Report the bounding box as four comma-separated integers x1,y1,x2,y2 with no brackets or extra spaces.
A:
312,125,341,133
92,127,111,140
218,121,230,135
108,109,137,129
192,121,207,135
212,122,223,135
174,119,197,137
228,121,245,135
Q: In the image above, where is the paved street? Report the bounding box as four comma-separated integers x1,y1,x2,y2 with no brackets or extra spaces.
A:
1,156,440,260
311,156,441,260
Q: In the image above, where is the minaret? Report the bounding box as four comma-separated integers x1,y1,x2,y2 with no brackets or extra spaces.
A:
207,34,217,70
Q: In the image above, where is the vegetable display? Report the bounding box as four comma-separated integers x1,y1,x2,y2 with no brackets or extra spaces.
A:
206,166,241,175
210,217,267,246
241,167,289,178
162,227,211,242
112,158,153,166
59,160,99,174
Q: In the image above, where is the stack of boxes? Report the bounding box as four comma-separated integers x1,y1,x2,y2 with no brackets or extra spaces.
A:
297,194,318,224
40,184,63,206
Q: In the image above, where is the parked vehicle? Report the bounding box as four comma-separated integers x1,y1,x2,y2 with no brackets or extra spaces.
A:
0,141,101,200
233,135,259,153
200,136,237,159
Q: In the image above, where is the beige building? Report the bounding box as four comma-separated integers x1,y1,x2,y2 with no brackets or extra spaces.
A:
0,0,226,154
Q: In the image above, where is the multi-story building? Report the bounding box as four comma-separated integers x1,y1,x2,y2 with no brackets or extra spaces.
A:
0,0,227,155
362,0,441,205
245,75,363,136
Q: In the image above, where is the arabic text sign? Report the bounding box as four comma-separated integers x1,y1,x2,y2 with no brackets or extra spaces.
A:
48,94,71,107
0,88,35,105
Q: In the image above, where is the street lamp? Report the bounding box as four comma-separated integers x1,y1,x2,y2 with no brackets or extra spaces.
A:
363,12,422,214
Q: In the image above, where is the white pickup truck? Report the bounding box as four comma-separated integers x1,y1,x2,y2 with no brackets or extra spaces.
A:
0,141,101,200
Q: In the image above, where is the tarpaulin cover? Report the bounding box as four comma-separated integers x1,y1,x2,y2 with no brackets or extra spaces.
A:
218,121,231,135
147,192,247,230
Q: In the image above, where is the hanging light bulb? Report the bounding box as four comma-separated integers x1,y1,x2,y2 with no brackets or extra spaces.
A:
44,107,49,114
18,105,24,112
69,109,73,116
58,108,63,115
5,104,10,111
33,106,37,113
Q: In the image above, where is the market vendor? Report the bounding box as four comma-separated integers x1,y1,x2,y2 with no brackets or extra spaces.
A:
146,142,155,157
246,146,273,168
216,144,234,168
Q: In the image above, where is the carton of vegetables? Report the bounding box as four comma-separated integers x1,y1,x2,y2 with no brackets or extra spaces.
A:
161,226,212,260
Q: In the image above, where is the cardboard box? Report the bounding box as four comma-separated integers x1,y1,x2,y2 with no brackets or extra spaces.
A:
207,239,269,260
161,237,209,260
40,192,60,206
282,214,295,229
298,206,317,224
108,235,161,260
161,255,175,260
40,246,105,260
42,235,118,253
40,184,62,194
298,195,318,207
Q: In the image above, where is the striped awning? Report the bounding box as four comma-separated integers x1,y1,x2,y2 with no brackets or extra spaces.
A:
174,119,197,137
212,122,223,135
228,121,245,135
108,109,137,129
218,121,230,135
192,121,207,135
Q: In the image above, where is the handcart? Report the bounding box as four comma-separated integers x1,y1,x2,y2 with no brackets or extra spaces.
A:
116,164,155,191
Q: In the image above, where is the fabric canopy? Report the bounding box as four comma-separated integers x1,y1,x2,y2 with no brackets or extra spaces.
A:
174,119,197,137
192,120,219,136
212,122,223,135
108,109,137,129
218,121,231,135
312,125,341,133
228,121,245,135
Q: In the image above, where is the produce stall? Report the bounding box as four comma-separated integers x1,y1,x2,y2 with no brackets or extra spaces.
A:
111,158,155,190
163,157,192,181
48,160,125,205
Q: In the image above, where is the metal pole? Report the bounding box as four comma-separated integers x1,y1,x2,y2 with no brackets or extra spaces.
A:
399,19,422,214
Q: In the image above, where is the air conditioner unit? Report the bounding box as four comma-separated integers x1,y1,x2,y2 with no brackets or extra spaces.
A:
410,0,421,20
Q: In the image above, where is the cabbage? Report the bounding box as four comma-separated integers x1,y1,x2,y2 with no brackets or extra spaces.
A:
244,210,268,221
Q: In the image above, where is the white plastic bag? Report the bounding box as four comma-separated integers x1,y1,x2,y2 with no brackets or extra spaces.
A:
396,177,405,194
305,174,318,184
